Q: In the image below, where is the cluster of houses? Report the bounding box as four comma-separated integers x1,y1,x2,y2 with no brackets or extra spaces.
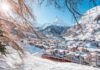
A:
42,41,100,67
27,37,100,67
27,38,66,49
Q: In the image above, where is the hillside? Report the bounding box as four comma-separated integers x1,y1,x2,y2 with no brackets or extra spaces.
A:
63,6,100,41
42,25,70,36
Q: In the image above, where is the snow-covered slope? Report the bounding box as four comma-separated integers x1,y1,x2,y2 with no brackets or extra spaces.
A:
0,45,24,69
17,54,100,70
63,6,100,41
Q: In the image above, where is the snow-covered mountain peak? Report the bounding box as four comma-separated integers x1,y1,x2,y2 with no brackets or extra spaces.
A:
53,16,65,26
41,17,67,29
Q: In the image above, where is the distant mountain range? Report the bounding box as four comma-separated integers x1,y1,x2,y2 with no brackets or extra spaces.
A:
41,25,70,36
41,16,68,29
38,17,70,36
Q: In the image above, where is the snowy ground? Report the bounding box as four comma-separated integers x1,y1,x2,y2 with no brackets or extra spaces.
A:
0,41,100,70
22,53,100,70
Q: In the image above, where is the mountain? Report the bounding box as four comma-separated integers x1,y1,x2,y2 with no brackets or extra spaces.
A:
53,16,67,26
63,6,100,41
39,17,70,36
42,25,70,36
41,17,67,29
61,6,100,54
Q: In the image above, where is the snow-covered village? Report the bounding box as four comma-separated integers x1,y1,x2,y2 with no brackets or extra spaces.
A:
0,0,100,70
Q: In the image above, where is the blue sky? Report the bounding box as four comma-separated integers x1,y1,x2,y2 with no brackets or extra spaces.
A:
33,0,100,27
